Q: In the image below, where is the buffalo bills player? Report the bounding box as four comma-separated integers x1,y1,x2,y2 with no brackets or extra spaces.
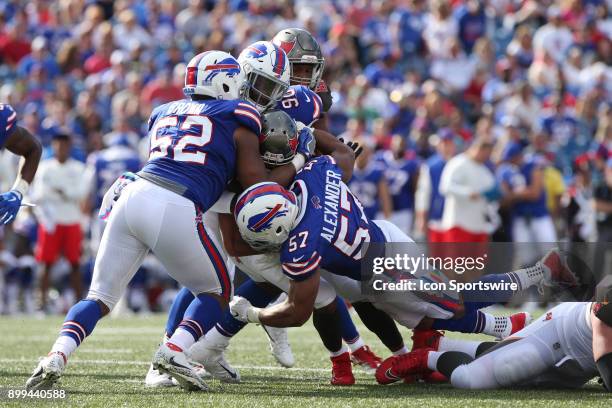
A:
26,50,302,392
229,156,578,364
150,40,386,387
0,104,42,225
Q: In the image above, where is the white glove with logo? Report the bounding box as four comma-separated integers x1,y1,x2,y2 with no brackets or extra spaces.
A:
229,296,261,323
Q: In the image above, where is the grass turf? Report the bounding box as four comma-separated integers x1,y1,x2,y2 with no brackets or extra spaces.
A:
0,313,608,407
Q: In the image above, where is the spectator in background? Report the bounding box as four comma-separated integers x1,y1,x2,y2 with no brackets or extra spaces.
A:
348,139,392,221
363,49,404,93
0,20,31,66
389,0,426,72
31,133,88,312
439,136,496,244
17,36,60,79
140,69,183,115
423,0,457,59
533,6,573,64
113,9,153,52
454,0,486,54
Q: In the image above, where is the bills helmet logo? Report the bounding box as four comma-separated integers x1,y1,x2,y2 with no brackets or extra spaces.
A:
247,204,288,232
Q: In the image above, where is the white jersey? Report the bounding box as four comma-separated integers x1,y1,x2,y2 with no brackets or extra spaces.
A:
553,302,596,374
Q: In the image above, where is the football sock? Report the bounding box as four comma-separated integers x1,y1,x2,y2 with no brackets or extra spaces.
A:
164,287,194,337
352,301,405,352
330,344,349,358
170,293,223,351
438,337,482,358
392,345,409,356
335,297,362,349
429,351,473,378
312,306,343,354
215,278,277,338
480,311,512,338
52,299,103,358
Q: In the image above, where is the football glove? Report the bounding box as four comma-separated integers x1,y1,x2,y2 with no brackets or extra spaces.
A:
339,137,364,158
296,125,316,161
229,296,261,323
0,190,22,225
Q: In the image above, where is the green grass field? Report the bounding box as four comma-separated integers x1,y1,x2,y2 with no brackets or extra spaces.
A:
0,313,609,408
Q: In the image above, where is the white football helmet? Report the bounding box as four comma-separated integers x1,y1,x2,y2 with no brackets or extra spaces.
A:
238,41,290,112
183,50,245,100
234,182,299,251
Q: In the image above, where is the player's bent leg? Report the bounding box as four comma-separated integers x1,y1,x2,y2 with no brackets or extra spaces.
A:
312,300,355,386
189,278,277,383
262,293,295,368
27,193,150,390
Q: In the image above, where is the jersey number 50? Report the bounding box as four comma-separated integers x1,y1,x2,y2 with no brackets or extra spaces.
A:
149,115,212,164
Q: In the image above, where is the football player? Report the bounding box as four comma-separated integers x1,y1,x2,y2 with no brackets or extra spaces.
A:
152,37,395,387
228,155,578,359
0,104,42,225
26,49,308,392
189,111,391,386
378,299,612,391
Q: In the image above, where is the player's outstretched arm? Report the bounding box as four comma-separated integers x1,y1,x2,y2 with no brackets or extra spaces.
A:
234,127,297,188
256,271,320,327
4,126,42,185
0,126,42,224
313,129,354,182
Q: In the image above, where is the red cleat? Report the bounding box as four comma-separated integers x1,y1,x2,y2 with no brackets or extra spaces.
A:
411,329,444,351
509,312,532,335
375,356,403,385
540,249,579,289
330,352,355,386
350,345,382,374
376,348,433,385
421,370,448,383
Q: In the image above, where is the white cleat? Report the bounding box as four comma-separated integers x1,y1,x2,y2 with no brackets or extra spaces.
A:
189,338,240,383
26,352,65,390
145,363,174,387
152,343,209,391
263,325,294,368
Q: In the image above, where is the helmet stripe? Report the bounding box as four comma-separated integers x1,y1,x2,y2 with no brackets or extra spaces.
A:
273,45,285,77
235,184,295,217
251,203,282,232
204,63,240,71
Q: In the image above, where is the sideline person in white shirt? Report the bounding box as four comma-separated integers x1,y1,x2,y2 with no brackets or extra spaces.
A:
30,133,88,310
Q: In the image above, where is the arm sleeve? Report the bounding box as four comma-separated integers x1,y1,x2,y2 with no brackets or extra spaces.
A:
281,251,322,282
234,101,262,136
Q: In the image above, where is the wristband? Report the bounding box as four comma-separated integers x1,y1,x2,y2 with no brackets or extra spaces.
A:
11,178,29,198
246,306,262,324
291,154,306,172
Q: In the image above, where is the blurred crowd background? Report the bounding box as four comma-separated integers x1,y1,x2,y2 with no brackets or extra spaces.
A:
0,0,610,315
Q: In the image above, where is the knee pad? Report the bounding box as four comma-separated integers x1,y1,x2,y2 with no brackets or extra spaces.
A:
86,290,117,312
314,277,337,310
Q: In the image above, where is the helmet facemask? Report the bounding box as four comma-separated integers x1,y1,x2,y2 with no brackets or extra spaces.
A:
289,58,325,89
241,63,289,112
